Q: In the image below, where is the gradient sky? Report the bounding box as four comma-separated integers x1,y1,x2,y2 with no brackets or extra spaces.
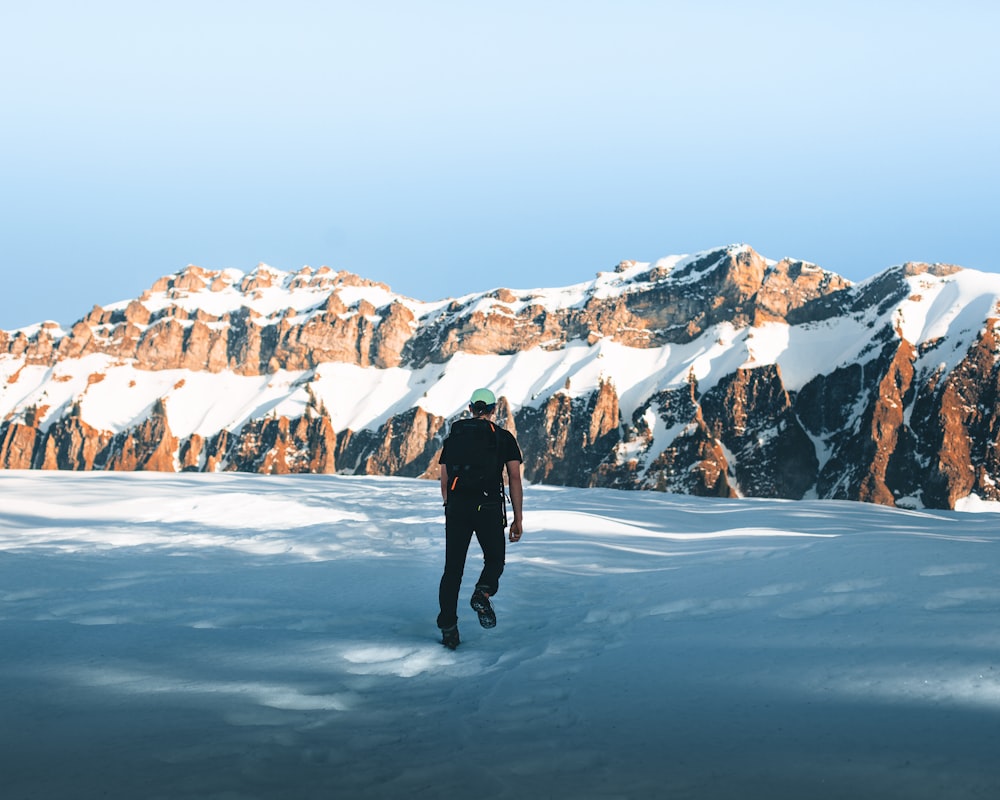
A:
2,1,997,330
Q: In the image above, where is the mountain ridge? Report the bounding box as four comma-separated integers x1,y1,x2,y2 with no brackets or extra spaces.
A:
3,244,999,510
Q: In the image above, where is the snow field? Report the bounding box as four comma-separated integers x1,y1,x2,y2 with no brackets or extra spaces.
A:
0,472,999,798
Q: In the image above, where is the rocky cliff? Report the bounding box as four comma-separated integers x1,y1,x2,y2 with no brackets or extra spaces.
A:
2,246,999,509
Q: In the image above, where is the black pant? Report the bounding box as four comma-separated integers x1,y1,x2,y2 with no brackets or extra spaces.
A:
437,500,506,629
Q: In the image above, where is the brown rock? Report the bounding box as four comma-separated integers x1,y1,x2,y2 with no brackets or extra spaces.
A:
0,422,38,469
105,399,179,471
124,300,152,325
39,415,114,470
240,265,279,293
56,321,95,359
361,407,446,477
105,321,145,360
922,320,1000,507
858,339,916,505
371,301,415,368
136,319,187,370
178,434,204,470
173,265,211,292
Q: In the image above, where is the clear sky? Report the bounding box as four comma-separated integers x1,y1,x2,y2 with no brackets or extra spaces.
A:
2,0,997,330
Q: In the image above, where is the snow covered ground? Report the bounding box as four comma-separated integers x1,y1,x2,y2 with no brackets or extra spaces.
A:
1,471,998,799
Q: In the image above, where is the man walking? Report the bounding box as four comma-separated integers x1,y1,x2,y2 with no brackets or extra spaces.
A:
437,388,523,649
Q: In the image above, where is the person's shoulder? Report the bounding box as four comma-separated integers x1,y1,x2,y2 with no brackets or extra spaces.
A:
498,426,523,460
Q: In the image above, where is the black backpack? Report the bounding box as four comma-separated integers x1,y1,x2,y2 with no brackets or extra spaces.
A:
444,418,502,500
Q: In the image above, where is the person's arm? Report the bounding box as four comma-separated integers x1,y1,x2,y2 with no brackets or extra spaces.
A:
506,460,523,542
440,463,449,504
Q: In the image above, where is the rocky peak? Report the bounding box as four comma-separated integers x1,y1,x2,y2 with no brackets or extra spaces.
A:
901,261,963,279
239,264,283,293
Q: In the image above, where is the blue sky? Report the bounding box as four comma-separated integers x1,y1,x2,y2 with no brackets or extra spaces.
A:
2,1,997,329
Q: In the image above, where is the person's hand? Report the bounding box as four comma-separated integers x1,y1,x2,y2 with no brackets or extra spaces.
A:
508,519,522,542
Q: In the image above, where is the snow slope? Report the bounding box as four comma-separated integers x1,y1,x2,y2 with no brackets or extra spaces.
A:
1,472,998,799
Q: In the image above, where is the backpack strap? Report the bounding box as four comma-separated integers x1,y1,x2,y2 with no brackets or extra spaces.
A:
492,423,509,525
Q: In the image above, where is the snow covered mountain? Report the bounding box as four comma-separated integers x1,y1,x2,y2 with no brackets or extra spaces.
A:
2,244,1000,510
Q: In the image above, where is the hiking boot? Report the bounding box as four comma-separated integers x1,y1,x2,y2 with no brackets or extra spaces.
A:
440,624,460,650
470,587,496,629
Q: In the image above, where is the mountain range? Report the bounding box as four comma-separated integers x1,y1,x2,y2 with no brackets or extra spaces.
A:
3,244,999,510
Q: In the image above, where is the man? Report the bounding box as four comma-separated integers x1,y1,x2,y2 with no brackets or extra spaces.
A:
437,388,523,649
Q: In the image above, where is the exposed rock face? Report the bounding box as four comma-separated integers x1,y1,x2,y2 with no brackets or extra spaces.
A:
104,400,179,472
612,380,738,498
222,413,339,474
701,366,818,499
3,247,1000,509
355,406,447,478
0,422,38,469
912,321,1000,508
518,378,621,486
40,414,115,470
